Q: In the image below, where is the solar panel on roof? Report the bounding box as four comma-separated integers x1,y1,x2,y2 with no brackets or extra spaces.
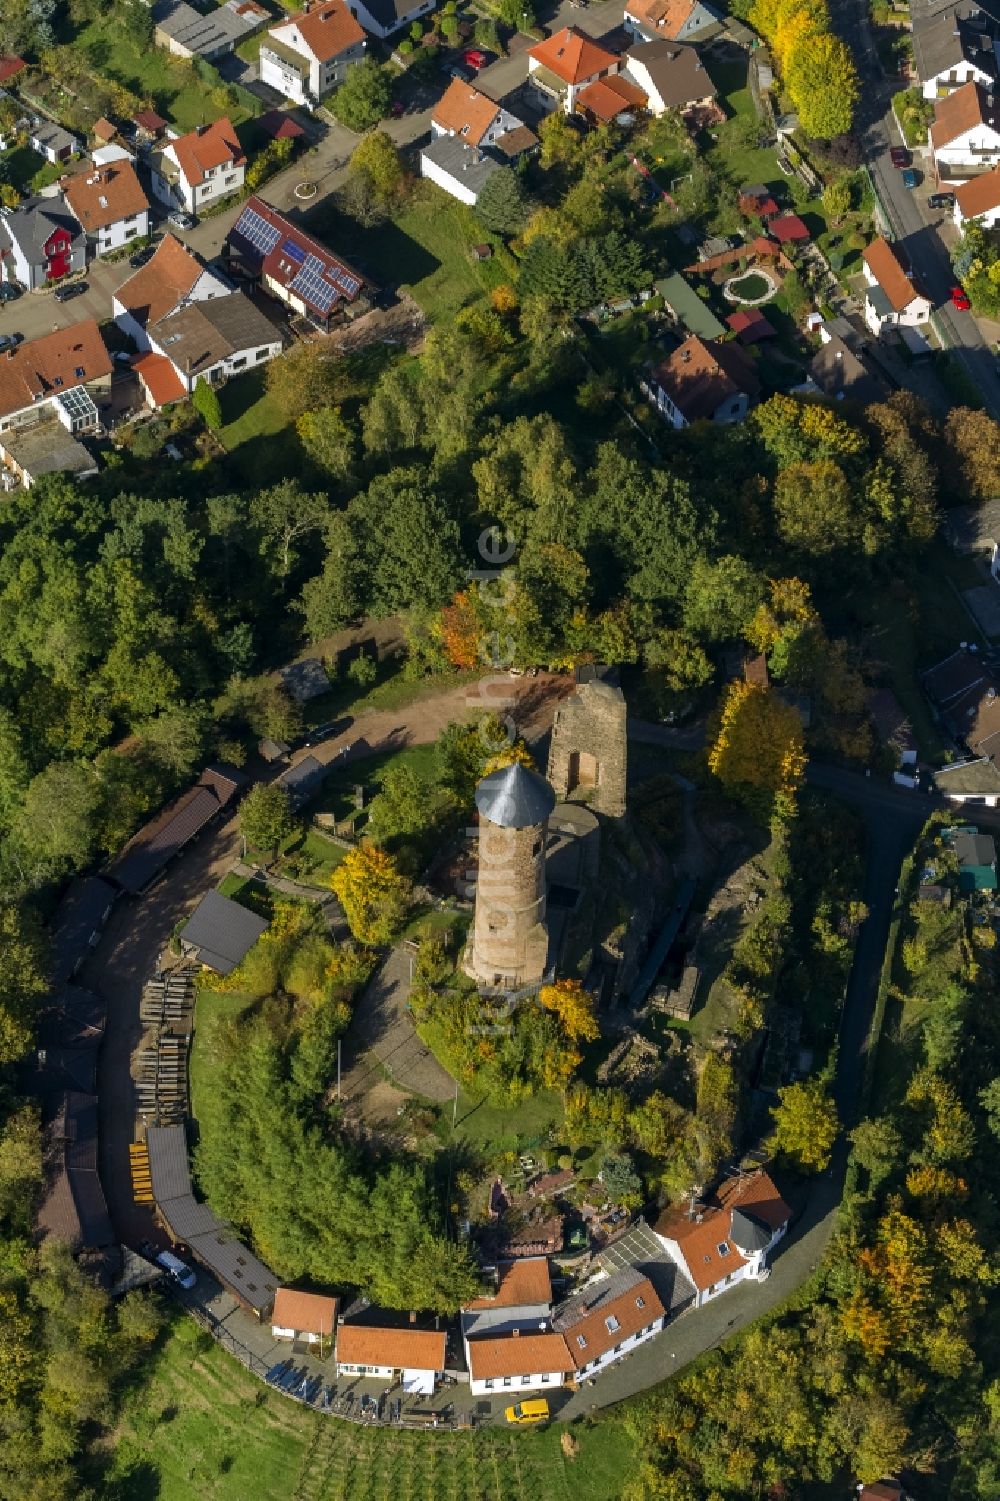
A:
290,253,339,314
281,237,306,264
330,266,361,297
234,205,280,256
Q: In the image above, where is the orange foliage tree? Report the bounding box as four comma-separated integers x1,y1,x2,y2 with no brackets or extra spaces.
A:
538,978,600,1043
332,844,412,945
708,680,806,824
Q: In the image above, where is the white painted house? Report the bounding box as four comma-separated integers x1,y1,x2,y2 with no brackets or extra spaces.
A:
431,78,524,149
419,133,499,206
466,1331,572,1398
349,0,434,39
135,290,283,407
113,233,231,350
271,1288,337,1349
953,162,1000,225
259,1,367,107
860,237,933,336
931,79,1000,180
554,1269,667,1380
0,320,111,486
653,1171,791,1309
336,1324,446,1395
61,160,150,256
624,0,722,44
0,196,85,290
149,117,246,215
29,116,78,164
912,8,996,100
527,27,622,114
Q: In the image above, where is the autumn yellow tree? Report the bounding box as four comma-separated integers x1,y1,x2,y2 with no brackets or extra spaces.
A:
332,844,412,945
708,680,806,823
539,978,600,1042
769,1076,839,1171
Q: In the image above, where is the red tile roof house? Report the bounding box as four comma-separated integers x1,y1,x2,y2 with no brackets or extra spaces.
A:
227,195,370,331
0,195,85,291
461,1257,555,1388
953,164,1000,228
653,1170,791,1308
336,1322,447,1394
527,28,623,115
466,1330,573,1397
271,1288,338,1350
643,333,760,428
61,160,151,256
0,320,111,487
860,237,933,337
150,116,246,215
113,233,231,351
767,212,810,244
431,77,526,151
259,1,367,108
554,1268,667,1381
624,0,722,45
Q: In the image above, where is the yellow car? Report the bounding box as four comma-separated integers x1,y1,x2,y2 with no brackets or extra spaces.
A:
505,1399,550,1425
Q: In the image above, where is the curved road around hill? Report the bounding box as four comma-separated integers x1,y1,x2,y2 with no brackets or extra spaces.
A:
84,688,941,1416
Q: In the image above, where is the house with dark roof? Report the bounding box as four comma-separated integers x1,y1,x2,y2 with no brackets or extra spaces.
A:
943,498,1000,579
106,763,247,895
653,1170,791,1308
36,1091,114,1252
180,889,269,974
113,233,231,349
867,687,918,766
29,117,79,165
0,194,85,290
141,291,284,403
932,757,1000,804
154,0,270,61
260,1,367,105
349,0,435,39
624,40,718,116
805,332,888,405
913,6,996,99
952,826,998,889
50,876,117,983
420,132,501,206
277,753,327,809
624,0,722,44
227,195,370,330
643,334,760,427
150,117,245,214
922,647,1000,759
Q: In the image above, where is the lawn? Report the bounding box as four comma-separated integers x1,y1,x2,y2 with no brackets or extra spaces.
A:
304,181,518,322
704,61,785,198
188,985,258,1137
0,143,61,195
445,1086,565,1154
216,366,306,487
109,1313,634,1501
309,740,441,823
69,17,257,131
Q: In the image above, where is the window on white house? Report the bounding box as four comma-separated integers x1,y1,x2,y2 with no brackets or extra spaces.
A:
485,1379,494,1389
540,1374,550,1383
503,1377,512,1387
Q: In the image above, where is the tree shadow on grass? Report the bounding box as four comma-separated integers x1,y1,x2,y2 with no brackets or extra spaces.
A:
301,207,441,293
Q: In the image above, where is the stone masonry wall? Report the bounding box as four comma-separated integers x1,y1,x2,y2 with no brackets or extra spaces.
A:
547,680,627,819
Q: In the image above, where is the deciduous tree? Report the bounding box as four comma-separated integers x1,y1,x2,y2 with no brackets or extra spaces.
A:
332,844,412,944
769,1076,839,1171
539,978,599,1042
239,782,294,855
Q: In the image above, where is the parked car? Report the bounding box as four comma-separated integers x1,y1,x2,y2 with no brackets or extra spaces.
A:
155,1250,196,1289
462,48,487,69
54,281,87,303
927,191,955,210
889,146,912,168
950,285,972,310
111,350,133,365
129,242,157,268
901,167,919,189
0,333,20,353
301,716,352,748
441,62,472,81
505,1399,549,1425
167,209,196,231
0,282,22,302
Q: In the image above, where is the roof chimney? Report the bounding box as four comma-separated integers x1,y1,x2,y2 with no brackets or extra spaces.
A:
512,1327,520,1337
409,1310,417,1323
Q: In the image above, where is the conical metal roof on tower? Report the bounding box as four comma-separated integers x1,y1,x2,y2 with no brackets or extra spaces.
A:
475,761,556,829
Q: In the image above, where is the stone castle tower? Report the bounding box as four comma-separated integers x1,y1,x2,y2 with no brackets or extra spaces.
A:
466,762,556,991
547,679,627,819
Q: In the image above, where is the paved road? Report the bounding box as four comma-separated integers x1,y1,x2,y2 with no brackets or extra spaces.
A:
837,0,1000,416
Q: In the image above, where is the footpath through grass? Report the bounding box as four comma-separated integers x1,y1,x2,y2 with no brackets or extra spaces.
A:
110,1315,633,1501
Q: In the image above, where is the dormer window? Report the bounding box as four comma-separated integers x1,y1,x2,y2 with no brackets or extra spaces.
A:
717,1242,730,1257
576,1334,587,1348
635,1296,645,1309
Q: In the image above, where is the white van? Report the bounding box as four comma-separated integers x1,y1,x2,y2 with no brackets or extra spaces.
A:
155,1250,196,1289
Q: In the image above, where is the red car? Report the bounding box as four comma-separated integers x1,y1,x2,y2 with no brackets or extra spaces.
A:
889,146,911,168
950,285,971,311
462,48,487,69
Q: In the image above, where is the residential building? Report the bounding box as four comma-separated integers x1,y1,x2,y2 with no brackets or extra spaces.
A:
260,1,367,106
0,321,111,488
271,1288,338,1348
527,28,622,114
0,195,85,290
623,39,718,116
431,78,523,149
932,758,1000,804
227,195,370,329
466,1331,573,1397
931,80,1000,179
643,334,760,427
179,890,270,974
29,117,78,164
150,117,246,215
624,0,722,44
420,133,500,206
113,234,231,349
461,1259,554,1383
276,753,327,809
867,687,918,766
923,646,1000,758
139,291,283,403
805,332,888,404
336,1323,446,1392
953,162,1000,224
653,1170,791,1307
912,7,996,99
36,1092,114,1253
554,1269,667,1380
153,0,270,60
860,237,933,335
952,826,998,889
575,72,648,123
349,0,435,40
62,160,150,256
